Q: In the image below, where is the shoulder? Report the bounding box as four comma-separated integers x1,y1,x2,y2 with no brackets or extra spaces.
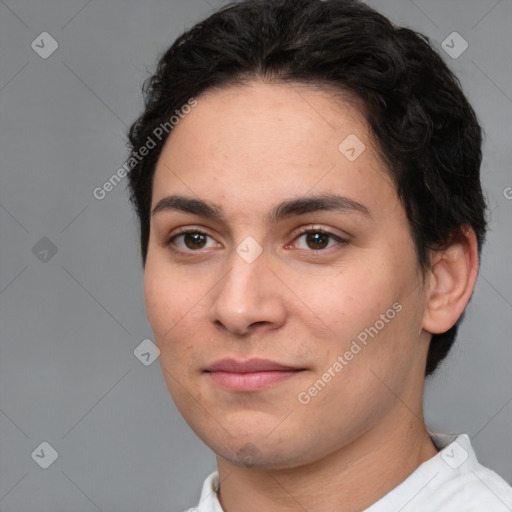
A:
366,433,512,512
431,462,512,511
434,433,512,510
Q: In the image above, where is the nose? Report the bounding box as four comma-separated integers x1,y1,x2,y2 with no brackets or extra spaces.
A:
208,247,287,336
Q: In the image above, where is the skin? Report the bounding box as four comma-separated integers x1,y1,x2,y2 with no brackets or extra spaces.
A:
143,80,479,511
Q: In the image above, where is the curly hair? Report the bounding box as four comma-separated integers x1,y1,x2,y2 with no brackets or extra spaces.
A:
126,0,488,376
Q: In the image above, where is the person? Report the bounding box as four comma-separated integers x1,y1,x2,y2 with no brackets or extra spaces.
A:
126,0,512,510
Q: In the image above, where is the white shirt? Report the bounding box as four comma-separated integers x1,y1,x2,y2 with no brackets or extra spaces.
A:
184,434,512,511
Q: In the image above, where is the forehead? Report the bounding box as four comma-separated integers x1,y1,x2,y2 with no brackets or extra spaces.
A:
151,80,396,217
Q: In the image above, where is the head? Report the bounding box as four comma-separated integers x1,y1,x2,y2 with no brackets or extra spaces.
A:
127,0,487,468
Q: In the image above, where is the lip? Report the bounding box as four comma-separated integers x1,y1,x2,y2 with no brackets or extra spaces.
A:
205,358,305,391
206,358,300,373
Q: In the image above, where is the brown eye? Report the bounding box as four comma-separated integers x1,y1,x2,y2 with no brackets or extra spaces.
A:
305,232,330,250
293,229,345,251
167,230,218,252
183,232,207,249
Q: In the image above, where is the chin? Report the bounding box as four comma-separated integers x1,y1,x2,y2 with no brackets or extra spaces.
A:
204,429,319,470
216,441,300,469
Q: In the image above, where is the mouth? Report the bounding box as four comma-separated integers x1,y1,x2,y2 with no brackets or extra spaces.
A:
204,358,306,392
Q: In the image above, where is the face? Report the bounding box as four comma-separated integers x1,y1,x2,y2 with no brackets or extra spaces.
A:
144,81,431,469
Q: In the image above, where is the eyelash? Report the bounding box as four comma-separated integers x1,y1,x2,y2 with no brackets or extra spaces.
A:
165,227,347,253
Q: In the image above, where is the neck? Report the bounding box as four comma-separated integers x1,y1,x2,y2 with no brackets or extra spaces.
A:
216,408,438,512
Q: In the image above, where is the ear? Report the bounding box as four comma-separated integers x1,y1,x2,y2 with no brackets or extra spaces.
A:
422,226,479,335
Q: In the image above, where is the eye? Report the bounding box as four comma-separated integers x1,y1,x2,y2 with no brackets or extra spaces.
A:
165,227,346,253
292,228,346,251
166,229,220,252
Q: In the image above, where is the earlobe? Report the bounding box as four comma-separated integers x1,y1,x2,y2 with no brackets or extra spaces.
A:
422,226,479,335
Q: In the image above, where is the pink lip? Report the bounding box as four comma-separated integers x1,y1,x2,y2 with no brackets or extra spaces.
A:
205,358,305,391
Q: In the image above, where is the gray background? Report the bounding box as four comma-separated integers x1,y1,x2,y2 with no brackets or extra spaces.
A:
0,0,511,510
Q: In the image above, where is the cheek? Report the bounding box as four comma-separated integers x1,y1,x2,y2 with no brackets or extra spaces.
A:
143,257,213,377
144,269,199,401
307,255,422,383
144,258,191,346
309,266,398,340
144,268,171,339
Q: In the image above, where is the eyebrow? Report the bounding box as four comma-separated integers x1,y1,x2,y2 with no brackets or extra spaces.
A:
151,193,371,223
